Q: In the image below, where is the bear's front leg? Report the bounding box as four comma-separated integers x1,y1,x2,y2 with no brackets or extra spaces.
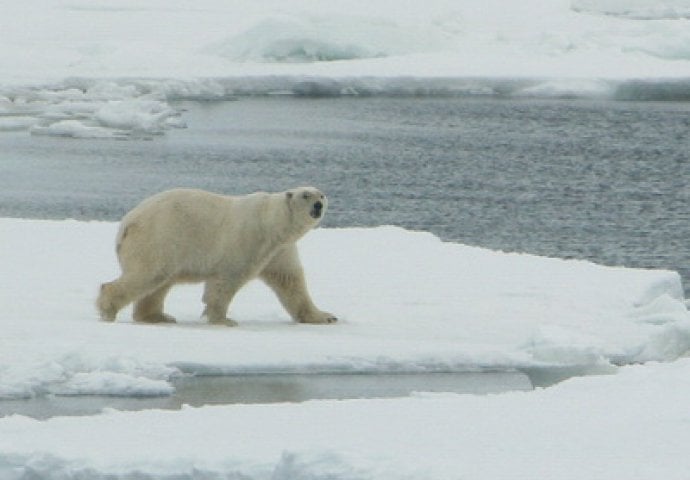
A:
260,245,337,325
298,309,338,325
201,278,240,327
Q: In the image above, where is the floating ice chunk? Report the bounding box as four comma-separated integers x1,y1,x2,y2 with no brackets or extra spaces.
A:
515,79,615,99
2,83,185,139
30,119,129,139
94,99,185,134
38,100,185,138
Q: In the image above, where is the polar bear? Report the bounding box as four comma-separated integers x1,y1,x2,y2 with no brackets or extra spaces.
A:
96,187,336,326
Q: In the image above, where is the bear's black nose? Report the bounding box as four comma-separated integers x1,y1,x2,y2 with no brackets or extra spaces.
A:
310,201,324,219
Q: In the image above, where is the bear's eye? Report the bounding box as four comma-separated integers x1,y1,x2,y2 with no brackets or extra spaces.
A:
302,192,311,200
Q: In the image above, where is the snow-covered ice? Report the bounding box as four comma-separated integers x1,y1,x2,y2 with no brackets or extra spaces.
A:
1,218,688,399
1,0,689,137
1,218,689,478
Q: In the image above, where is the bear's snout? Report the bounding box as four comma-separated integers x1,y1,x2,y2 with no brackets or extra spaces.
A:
311,201,324,219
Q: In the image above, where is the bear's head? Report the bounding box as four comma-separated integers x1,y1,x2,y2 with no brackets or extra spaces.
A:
286,186,328,225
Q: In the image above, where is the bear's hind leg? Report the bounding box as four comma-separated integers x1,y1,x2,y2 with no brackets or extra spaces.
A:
97,272,170,322
133,283,176,323
97,281,122,322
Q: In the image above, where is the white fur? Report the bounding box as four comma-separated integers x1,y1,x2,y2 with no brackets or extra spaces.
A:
97,187,336,326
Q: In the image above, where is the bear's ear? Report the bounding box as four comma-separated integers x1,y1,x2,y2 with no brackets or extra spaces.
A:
286,191,293,200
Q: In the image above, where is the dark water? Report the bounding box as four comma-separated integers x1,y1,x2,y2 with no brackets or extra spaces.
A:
1,96,688,294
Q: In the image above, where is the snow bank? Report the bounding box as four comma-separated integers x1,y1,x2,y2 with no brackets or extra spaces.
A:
2,358,690,479
0,218,688,399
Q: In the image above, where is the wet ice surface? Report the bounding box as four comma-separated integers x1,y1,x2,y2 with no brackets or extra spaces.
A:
2,372,533,419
